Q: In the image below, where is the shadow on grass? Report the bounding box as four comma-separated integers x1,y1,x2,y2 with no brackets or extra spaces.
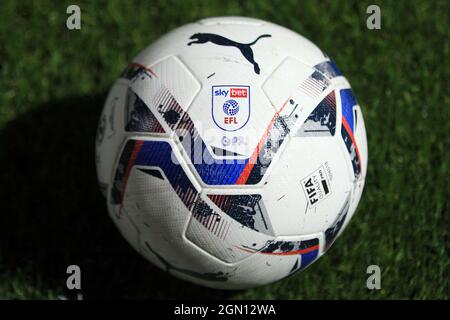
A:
0,94,235,299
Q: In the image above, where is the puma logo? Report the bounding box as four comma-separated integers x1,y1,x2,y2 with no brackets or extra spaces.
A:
188,33,271,74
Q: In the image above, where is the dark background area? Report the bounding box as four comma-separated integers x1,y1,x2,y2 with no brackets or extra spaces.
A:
0,0,448,299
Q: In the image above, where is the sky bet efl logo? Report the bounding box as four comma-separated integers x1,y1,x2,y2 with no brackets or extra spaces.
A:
212,85,250,131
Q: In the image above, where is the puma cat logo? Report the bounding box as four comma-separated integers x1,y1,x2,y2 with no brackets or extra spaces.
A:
187,33,272,74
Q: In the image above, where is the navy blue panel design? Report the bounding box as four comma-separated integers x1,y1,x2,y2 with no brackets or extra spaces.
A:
211,146,244,157
110,140,139,205
110,139,198,210
296,249,318,271
125,90,165,133
208,194,270,232
324,196,350,250
341,125,361,177
260,238,319,254
134,141,198,209
241,238,320,276
297,91,336,137
194,142,248,185
244,98,299,184
314,60,342,79
138,168,164,180
191,198,231,240
299,71,331,98
340,88,357,133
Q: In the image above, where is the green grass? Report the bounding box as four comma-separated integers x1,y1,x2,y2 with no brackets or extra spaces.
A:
0,0,448,299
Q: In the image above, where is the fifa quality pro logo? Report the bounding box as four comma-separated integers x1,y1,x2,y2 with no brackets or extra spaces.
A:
301,165,332,207
212,86,250,131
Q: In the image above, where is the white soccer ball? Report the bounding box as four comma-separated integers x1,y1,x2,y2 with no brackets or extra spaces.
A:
95,16,368,289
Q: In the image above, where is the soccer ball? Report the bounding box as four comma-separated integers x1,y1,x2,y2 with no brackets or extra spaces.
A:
95,16,368,289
